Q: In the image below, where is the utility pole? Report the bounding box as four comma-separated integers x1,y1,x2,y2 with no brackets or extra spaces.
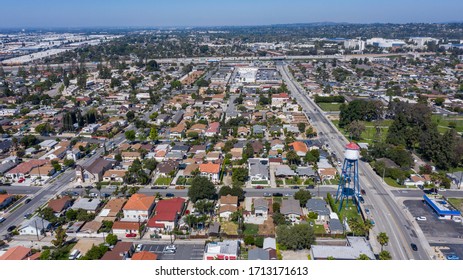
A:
34,220,39,241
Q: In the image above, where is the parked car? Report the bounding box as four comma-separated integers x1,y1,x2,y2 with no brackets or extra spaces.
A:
370,220,375,226
306,185,315,189
360,189,366,195
365,208,370,214
291,186,300,189
18,178,25,183
272,193,283,197
165,244,177,251
0,217,5,223
416,216,427,221
75,185,83,189
165,193,175,198
446,255,460,260
255,186,264,189
24,213,32,219
24,198,32,204
126,233,137,238
263,193,272,197
410,243,418,251
358,196,365,203
7,225,16,232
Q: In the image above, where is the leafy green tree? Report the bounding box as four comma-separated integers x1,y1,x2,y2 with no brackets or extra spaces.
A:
51,160,61,172
286,150,300,165
272,212,288,225
243,143,254,160
40,207,57,222
125,130,136,142
188,176,217,203
81,244,109,260
346,120,366,140
105,234,118,246
232,167,248,184
149,126,158,142
244,235,255,245
272,202,281,213
297,122,306,133
65,209,77,221
294,189,312,207
276,224,315,250
35,123,54,135
170,80,182,90
126,111,135,122
379,250,392,260
51,226,67,248
357,254,371,260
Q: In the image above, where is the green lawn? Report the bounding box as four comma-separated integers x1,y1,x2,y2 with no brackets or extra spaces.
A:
176,176,192,185
307,219,326,234
332,119,392,145
154,177,173,185
333,200,362,221
447,198,463,211
285,177,303,185
317,103,342,112
243,223,259,235
384,177,405,188
252,180,268,185
432,115,463,133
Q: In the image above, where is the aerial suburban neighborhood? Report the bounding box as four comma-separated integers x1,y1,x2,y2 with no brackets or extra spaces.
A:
0,19,463,262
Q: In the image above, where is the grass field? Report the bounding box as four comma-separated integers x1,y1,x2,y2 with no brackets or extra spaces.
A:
154,177,173,185
317,103,342,111
448,198,463,211
332,119,392,144
432,115,463,133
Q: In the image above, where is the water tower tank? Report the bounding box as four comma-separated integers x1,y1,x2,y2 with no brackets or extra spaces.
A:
344,142,360,160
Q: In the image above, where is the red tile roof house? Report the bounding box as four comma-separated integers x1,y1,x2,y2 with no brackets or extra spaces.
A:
122,194,156,222
0,246,38,260
205,122,220,137
147,198,186,233
5,159,48,181
199,162,221,183
112,221,141,238
47,196,73,214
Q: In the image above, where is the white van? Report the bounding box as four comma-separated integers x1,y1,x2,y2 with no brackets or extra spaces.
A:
69,249,80,260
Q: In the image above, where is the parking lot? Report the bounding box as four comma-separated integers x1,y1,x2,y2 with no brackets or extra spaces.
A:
141,243,205,260
404,200,463,239
430,243,463,260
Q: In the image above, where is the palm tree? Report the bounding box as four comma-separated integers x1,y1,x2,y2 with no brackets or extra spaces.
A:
357,254,370,260
379,250,392,260
377,232,389,251
363,219,373,237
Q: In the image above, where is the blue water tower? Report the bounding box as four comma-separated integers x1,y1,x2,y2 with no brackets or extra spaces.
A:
335,142,361,212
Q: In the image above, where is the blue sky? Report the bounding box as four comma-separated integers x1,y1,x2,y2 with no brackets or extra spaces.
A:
1,0,462,27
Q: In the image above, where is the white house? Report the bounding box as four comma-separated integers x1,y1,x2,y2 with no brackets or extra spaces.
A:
18,217,51,236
